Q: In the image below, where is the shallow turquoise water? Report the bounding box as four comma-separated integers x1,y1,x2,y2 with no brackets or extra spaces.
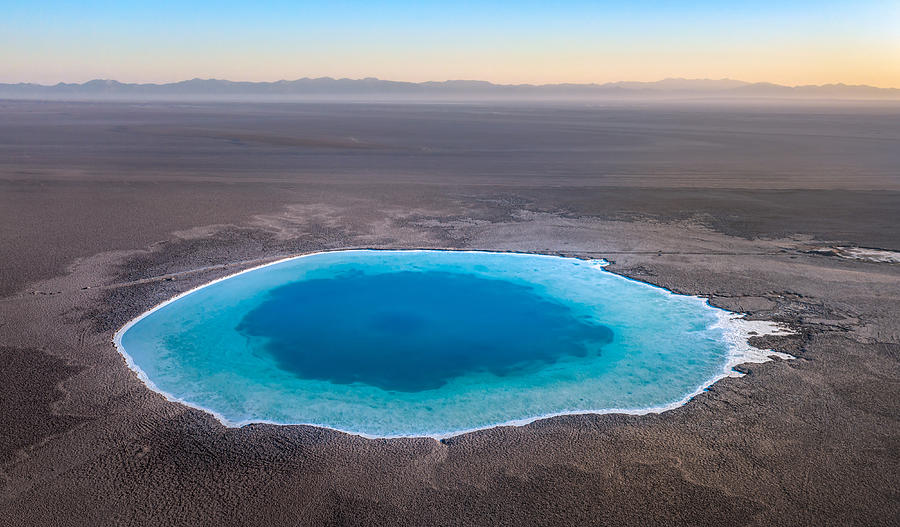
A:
118,250,733,437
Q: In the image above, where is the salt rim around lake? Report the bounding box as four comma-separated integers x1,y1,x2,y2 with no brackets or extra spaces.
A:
114,249,794,439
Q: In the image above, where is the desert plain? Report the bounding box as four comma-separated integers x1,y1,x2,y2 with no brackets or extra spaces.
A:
0,99,898,525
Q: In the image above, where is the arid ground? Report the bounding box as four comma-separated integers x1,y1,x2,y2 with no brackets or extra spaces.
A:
1,100,898,526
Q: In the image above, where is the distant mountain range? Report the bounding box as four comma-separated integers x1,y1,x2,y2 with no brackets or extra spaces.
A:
1,77,897,101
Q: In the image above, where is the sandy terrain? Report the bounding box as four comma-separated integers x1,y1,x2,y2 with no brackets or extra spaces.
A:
0,100,898,526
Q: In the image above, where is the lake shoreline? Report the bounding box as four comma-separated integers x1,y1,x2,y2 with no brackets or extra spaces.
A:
114,249,795,439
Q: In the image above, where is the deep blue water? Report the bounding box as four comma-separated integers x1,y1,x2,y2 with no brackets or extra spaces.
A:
237,271,614,392
117,250,736,437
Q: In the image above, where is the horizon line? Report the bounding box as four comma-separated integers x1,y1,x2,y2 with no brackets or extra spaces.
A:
4,76,899,91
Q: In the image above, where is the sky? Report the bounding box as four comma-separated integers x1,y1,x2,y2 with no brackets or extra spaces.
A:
1,1,898,87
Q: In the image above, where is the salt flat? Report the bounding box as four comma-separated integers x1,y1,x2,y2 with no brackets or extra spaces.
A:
0,100,898,526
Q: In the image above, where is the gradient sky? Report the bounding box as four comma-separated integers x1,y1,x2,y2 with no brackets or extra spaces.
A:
2,1,898,87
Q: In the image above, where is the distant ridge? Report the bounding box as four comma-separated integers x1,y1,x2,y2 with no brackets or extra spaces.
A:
1,77,898,101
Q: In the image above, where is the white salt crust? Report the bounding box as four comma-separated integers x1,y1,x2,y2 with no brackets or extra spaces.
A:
114,249,795,439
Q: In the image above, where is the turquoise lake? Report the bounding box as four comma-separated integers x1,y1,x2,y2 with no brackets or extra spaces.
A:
117,250,738,438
